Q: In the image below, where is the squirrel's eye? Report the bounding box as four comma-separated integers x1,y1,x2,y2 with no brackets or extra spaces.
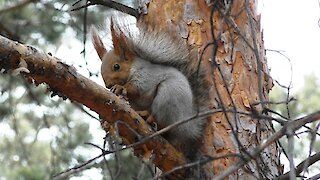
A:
113,64,120,71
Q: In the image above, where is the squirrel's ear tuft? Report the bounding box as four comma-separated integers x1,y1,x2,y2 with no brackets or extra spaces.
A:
91,26,107,61
110,17,119,44
110,17,135,60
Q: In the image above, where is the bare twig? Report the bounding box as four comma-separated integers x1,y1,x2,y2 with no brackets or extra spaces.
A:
245,0,264,107
307,173,320,180
277,152,320,180
303,122,320,176
265,49,293,89
154,154,240,180
74,103,100,121
53,161,101,179
255,97,297,106
71,0,139,18
213,111,320,180
287,127,296,179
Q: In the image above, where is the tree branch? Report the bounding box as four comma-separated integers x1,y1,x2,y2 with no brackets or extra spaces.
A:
0,35,186,179
277,152,320,180
213,111,320,180
71,0,139,18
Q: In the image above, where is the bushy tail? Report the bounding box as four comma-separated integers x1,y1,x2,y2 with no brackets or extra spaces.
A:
130,27,210,109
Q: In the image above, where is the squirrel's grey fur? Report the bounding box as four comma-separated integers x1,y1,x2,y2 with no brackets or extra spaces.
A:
129,58,203,143
131,28,210,111
124,26,211,150
97,21,210,161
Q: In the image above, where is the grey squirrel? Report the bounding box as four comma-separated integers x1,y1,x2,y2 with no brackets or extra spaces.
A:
91,19,210,159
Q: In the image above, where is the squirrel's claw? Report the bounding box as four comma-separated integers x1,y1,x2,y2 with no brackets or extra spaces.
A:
146,115,157,130
110,84,127,98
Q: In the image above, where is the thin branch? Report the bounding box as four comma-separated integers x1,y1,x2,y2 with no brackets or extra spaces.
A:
53,108,256,179
74,103,100,121
71,0,139,18
287,127,296,179
244,0,264,107
307,173,320,180
255,97,297,106
265,49,293,89
277,152,320,180
302,122,320,177
53,152,105,178
213,111,320,180
154,154,240,180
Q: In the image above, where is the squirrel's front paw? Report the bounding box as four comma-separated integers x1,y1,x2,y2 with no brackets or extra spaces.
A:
110,84,127,97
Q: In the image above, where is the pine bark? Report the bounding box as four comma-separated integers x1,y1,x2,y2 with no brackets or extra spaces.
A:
139,0,281,179
0,0,283,179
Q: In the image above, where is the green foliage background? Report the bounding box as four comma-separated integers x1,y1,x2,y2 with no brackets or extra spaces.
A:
270,74,320,174
0,0,151,179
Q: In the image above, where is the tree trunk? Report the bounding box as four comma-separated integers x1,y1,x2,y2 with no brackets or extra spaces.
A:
0,0,283,179
139,0,281,179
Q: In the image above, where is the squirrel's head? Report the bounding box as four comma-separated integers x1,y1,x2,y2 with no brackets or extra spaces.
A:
91,20,135,88
100,50,133,88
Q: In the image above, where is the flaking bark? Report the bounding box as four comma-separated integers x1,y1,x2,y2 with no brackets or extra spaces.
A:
140,0,280,178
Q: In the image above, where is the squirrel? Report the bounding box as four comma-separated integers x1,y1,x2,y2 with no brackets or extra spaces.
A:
91,19,210,160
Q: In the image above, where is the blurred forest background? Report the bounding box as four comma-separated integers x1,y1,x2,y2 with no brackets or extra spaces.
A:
0,0,319,179
0,0,153,179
